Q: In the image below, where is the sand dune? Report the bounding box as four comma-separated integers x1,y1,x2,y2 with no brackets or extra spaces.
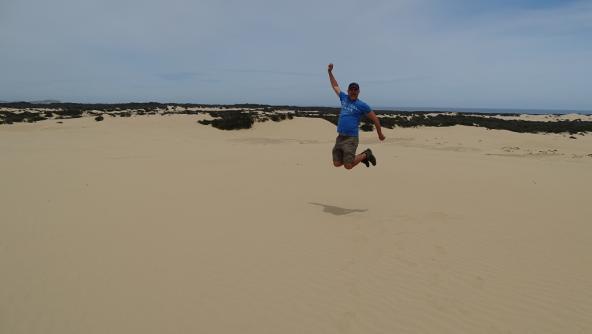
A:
1,115,591,333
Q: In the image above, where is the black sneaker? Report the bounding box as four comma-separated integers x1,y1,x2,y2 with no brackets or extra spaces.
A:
361,156,370,167
364,149,377,166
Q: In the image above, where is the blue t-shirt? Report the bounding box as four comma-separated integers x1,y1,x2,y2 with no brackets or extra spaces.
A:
337,91,371,136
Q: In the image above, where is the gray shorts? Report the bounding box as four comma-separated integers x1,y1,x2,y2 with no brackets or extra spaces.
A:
332,135,359,164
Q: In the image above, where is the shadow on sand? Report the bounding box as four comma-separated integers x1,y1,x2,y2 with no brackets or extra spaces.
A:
309,202,368,216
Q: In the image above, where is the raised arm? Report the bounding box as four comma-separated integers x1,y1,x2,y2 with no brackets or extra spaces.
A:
366,111,386,141
328,63,340,97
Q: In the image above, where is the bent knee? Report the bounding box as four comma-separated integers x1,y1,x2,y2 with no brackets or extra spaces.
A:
344,163,354,170
333,161,343,167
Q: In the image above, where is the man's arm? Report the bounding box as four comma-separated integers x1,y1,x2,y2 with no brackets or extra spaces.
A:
366,111,386,141
328,63,340,97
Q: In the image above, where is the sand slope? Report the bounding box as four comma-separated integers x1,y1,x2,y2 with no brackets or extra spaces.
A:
1,115,591,333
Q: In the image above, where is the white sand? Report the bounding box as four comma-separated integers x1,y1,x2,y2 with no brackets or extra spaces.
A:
1,115,591,333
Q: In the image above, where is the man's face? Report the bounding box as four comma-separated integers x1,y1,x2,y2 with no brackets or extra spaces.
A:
347,87,359,100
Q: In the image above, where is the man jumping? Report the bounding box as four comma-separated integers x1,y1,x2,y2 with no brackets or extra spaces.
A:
328,63,385,170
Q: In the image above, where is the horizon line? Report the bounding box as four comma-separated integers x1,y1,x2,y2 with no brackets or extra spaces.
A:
1,100,591,114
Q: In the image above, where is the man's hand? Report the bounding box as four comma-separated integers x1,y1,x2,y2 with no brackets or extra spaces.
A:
328,63,339,96
367,111,385,141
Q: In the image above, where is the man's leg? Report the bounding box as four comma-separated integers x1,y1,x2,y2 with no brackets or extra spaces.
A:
342,136,364,170
332,137,344,168
344,152,367,170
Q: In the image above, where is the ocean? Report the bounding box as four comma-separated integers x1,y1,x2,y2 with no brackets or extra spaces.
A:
376,107,592,115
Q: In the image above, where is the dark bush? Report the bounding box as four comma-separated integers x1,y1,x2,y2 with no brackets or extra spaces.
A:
0,111,46,123
54,108,83,118
360,118,374,132
211,111,254,130
1,102,591,134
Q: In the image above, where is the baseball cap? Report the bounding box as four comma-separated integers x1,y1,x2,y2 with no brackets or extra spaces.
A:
348,82,360,90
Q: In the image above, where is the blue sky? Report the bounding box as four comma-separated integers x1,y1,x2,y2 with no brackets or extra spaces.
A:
1,0,591,110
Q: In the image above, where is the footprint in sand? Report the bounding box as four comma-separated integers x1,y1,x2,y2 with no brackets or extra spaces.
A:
502,146,520,153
